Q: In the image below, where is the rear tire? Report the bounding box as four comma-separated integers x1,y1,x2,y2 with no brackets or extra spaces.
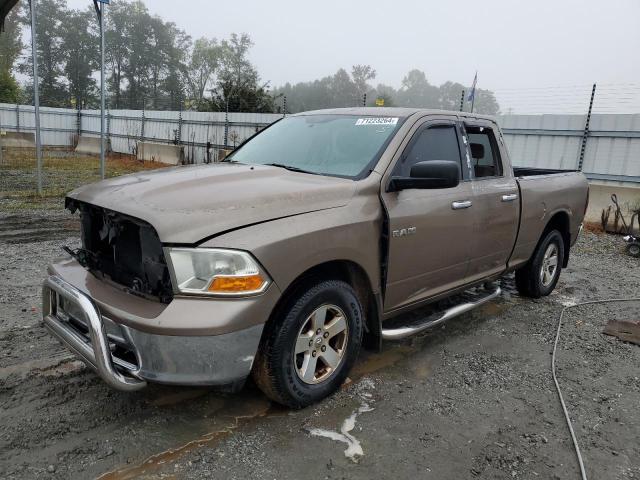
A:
627,241,640,258
515,229,565,298
252,279,363,408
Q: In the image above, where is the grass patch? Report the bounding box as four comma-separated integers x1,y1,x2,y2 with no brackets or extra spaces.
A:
1,149,169,212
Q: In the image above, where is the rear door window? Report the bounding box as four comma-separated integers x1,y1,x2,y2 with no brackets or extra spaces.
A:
466,126,503,178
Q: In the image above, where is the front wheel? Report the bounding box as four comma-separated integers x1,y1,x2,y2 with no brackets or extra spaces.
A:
627,241,640,258
252,279,363,408
515,229,565,298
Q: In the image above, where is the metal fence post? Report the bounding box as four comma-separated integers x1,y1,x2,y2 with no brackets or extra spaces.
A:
577,83,597,171
224,98,229,147
76,107,81,140
29,0,43,195
15,104,20,132
177,103,183,145
459,90,465,112
106,107,110,152
140,103,146,142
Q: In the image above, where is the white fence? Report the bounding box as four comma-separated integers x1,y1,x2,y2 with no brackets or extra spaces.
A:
0,103,283,163
497,114,640,184
1,103,639,183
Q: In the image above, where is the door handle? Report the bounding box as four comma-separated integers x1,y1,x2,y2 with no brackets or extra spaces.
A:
451,200,473,210
502,193,518,202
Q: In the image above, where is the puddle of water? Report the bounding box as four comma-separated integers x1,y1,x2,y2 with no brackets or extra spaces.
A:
308,392,375,462
97,395,271,480
98,341,429,478
479,301,508,317
351,345,416,378
148,389,209,407
0,354,76,380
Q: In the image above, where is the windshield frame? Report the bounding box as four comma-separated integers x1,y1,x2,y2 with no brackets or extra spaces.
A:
223,113,407,180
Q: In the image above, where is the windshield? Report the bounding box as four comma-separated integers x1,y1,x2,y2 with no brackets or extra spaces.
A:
227,114,402,178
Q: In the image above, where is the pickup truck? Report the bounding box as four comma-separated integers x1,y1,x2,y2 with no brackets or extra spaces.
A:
42,108,589,407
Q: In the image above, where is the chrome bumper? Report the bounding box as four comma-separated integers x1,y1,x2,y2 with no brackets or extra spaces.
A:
42,275,146,391
42,275,264,390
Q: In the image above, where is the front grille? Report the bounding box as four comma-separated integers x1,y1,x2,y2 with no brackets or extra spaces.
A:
65,199,173,303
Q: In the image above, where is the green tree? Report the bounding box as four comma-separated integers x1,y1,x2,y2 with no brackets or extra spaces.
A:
209,33,274,113
351,64,376,98
187,37,222,110
369,84,397,107
106,1,190,110
19,0,68,107
438,81,466,111
60,8,99,108
105,0,134,108
272,65,377,113
396,69,439,107
160,24,191,110
0,9,22,102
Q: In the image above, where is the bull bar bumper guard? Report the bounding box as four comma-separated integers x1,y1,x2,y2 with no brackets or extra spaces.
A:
42,275,147,391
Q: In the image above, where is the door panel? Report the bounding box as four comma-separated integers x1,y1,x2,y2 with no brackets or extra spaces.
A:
464,122,519,281
467,177,519,281
381,118,475,313
382,182,475,311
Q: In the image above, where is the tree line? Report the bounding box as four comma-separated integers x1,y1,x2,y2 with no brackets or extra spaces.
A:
273,67,499,114
0,0,499,114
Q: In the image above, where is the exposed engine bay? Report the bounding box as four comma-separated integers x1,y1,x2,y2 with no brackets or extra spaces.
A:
65,198,173,303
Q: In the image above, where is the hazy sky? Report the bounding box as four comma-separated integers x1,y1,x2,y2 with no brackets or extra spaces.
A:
65,0,640,113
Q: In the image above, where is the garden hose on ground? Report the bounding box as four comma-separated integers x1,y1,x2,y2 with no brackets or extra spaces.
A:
552,297,640,480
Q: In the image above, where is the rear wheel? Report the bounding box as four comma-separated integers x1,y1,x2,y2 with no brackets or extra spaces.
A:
515,229,565,298
627,241,640,258
252,279,363,408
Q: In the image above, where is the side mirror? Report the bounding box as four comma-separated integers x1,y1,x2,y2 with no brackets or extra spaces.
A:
388,160,460,192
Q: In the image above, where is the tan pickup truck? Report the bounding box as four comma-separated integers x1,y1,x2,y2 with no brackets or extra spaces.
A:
42,108,589,407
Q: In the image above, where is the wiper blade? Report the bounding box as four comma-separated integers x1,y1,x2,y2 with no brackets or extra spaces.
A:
264,163,317,175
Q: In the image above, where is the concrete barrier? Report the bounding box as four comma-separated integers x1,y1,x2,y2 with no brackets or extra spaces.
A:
217,149,233,161
75,136,110,155
137,141,184,165
585,181,640,234
0,131,36,149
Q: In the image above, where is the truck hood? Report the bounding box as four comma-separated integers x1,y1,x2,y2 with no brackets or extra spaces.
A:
67,163,356,244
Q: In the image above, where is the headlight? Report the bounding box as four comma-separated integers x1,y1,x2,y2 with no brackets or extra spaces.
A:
165,248,270,296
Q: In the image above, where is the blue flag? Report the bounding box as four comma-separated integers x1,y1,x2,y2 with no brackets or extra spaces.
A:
467,72,477,102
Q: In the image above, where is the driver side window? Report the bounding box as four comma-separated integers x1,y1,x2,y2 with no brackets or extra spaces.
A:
396,124,462,177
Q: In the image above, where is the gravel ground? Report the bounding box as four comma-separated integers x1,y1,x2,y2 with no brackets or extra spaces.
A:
0,210,639,480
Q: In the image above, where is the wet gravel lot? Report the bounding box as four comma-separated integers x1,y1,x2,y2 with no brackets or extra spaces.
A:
1,210,639,480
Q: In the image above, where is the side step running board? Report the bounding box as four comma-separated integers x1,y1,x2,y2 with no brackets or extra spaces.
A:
381,285,502,340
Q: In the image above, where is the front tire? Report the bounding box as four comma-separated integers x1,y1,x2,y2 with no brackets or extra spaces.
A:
515,229,565,298
252,279,363,408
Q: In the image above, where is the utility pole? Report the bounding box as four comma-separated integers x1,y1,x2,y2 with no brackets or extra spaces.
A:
93,0,108,179
29,0,43,195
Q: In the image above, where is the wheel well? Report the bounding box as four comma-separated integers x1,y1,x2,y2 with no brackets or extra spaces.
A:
543,211,571,267
267,260,381,351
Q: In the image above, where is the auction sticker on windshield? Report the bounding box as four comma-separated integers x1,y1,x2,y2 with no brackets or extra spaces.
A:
355,117,399,126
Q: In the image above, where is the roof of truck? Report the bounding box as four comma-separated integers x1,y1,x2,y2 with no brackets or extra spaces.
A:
294,107,496,121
